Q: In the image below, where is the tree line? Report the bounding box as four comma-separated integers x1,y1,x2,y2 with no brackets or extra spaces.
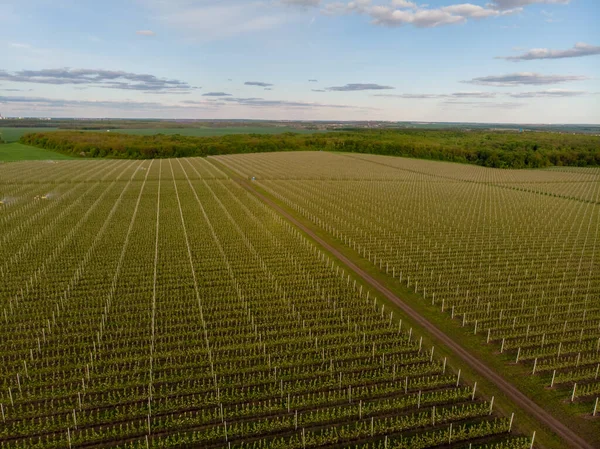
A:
20,129,600,168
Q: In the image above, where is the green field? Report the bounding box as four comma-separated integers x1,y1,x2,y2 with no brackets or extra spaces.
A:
1,152,598,449
0,127,59,142
0,143,75,162
217,152,600,446
0,156,533,449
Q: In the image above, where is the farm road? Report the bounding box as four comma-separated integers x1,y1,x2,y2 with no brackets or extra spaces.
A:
216,164,595,449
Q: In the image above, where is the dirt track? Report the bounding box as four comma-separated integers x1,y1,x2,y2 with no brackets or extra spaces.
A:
227,173,595,449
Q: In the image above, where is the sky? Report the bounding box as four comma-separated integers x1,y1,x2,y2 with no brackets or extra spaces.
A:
0,0,598,123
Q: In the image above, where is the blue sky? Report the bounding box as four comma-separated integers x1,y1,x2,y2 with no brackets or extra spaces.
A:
0,0,598,123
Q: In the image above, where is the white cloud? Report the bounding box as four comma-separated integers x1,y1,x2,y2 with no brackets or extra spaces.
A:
141,0,537,33
442,3,522,18
411,8,468,26
391,0,417,8
136,30,156,36
370,6,465,27
323,1,521,28
499,43,600,61
442,4,496,18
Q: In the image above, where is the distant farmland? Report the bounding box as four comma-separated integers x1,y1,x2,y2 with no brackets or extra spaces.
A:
110,127,324,137
1,128,60,142
1,126,322,143
0,143,75,162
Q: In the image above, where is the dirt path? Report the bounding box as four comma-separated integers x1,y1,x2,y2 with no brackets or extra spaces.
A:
224,172,594,449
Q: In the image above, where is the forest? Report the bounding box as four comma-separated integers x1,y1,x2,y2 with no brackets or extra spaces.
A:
19,129,600,168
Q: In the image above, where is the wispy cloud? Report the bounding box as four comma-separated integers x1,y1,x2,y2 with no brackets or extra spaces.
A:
0,68,195,93
464,72,588,86
0,95,177,110
442,100,524,109
507,89,587,98
490,0,570,10
136,30,156,36
245,81,274,87
375,93,442,99
143,2,287,41
202,92,233,96
309,79,319,82
451,91,498,98
0,87,33,92
281,0,321,6
9,43,32,49
1,94,371,113
374,91,497,99
375,89,590,99
327,83,394,91
322,0,372,15
187,96,376,110
499,43,600,61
